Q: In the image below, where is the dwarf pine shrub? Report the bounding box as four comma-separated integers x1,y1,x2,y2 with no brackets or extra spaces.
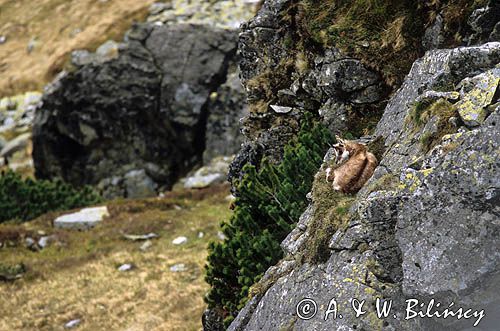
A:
205,115,332,326
0,170,102,223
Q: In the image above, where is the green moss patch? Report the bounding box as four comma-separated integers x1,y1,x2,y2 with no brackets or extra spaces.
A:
299,169,355,264
365,173,399,194
297,0,486,87
413,99,459,152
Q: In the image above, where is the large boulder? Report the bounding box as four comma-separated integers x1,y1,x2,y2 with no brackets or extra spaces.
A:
33,23,238,198
203,70,248,163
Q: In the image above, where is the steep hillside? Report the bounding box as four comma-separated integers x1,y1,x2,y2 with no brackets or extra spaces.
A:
0,184,232,331
0,0,157,96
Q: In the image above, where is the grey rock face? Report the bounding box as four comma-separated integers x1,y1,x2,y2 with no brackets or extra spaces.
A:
229,0,306,188
230,41,500,331
455,68,499,127
238,0,291,87
203,307,225,331
303,53,382,104
231,0,385,190
375,42,500,173
397,127,500,296
204,70,248,163
467,1,500,45
33,23,238,198
423,13,445,50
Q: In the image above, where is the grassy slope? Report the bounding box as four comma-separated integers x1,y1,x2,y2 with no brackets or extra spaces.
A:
0,184,232,331
0,0,157,97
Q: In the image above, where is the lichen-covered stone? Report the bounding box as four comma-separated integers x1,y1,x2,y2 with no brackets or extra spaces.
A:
230,41,500,331
455,68,500,127
375,42,500,173
397,127,499,295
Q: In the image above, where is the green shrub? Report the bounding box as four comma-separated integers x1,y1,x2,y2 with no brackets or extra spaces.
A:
204,115,332,326
0,171,102,223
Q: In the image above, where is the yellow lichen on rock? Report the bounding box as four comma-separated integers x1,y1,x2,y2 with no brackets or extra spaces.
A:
456,70,500,127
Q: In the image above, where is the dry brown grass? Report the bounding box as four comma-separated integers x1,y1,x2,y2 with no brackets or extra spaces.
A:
0,0,157,97
0,184,232,331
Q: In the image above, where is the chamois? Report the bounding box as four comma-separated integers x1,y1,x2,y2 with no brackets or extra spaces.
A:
325,136,377,193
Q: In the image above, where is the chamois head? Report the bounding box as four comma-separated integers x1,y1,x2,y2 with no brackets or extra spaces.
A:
332,135,367,164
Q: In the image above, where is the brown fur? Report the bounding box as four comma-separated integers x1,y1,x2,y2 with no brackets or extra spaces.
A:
326,138,377,194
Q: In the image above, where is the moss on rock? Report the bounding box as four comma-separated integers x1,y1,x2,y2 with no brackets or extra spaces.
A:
299,168,355,264
407,98,460,153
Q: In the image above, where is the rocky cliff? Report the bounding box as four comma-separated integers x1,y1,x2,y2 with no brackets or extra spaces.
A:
220,1,500,330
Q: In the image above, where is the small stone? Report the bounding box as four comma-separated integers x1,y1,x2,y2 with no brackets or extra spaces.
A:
123,232,159,241
149,2,173,15
69,28,82,38
123,169,157,199
448,116,459,127
140,240,153,251
2,116,14,127
27,37,37,54
54,207,109,230
64,319,81,329
184,173,224,189
170,263,187,272
172,236,188,245
416,90,460,103
117,264,134,272
270,105,292,114
173,204,182,210
38,236,54,249
71,50,94,67
25,237,36,250
217,231,226,241
198,232,204,238
0,35,6,44
0,132,31,159
96,40,120,62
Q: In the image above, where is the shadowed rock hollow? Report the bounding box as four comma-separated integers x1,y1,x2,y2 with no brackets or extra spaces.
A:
33,23,241,198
